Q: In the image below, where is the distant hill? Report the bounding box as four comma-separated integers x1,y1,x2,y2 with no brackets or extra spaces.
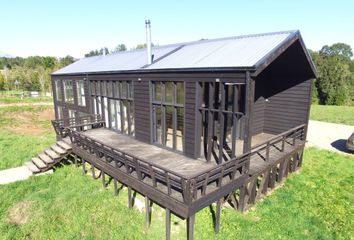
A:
0,51,13,58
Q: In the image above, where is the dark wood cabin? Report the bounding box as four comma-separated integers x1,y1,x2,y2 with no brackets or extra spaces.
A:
48,30,316,240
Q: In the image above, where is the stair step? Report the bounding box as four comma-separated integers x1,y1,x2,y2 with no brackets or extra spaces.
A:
32,157,46,169
57,141,72,151
38,153,55,164
25,161,40,173
45,149,60,160
51,144,67,155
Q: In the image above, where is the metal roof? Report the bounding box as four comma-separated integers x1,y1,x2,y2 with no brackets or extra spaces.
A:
53,30,310,75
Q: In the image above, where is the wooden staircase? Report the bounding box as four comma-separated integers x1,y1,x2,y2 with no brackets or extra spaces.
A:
25,140,72,174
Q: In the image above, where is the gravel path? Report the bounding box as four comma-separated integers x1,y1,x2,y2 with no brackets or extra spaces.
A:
307,120,354,155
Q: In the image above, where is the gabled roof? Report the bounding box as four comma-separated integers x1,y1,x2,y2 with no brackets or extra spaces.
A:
52,30,316,76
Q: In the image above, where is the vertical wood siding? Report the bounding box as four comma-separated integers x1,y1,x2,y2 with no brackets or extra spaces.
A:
184,81,196,158
133,80,151,144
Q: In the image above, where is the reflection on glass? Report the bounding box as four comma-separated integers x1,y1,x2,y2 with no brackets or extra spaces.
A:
55,81,62,101
176,107,184,151
63,80,74,103
121,82,127,98
155,106,162,144
96,81,100,95
165,82,173,103
122,100,128,134
116,100,121,130
154,82,161,102
165,106,173,148
176,82,184,104
101,81,107,96
57,106,63,119
130,102,134,135
68,109,75,118
76,80,86,106
107,81,113,97
110,99,116,129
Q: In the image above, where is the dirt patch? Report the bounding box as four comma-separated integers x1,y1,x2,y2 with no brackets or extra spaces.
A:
7,201,32,225
4,108,54,136
38,108,55,121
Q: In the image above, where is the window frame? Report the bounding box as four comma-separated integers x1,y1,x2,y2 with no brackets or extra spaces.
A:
90,80,134,136
63,79,74,104
151,81,185,152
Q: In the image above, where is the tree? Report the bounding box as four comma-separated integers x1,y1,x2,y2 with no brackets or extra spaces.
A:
59,55,75,68
319,43,353,61
0,73,5,90
113,44,127,52
85,47,109,57
134,43,155,50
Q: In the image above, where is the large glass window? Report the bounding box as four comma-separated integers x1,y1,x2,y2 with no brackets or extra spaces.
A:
152,81,184,152
54,80,62,101
76,80,86,106
90,80,134,136
63,80,74,103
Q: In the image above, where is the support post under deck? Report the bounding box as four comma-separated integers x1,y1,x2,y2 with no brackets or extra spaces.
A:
187,215,195,240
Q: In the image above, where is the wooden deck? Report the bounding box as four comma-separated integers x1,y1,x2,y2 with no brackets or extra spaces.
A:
81,128,217,178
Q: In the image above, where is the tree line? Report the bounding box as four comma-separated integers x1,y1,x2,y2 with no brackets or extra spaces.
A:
0,56,75,92
310,43,354,105
0,42,353,105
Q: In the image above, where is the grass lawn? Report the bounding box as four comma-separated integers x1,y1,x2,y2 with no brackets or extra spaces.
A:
0,105,56,170
310,104,354,125
0,147,353,239
0,91,52,104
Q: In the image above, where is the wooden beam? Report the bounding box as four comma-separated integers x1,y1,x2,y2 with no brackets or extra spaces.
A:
113,178,118,196
166,208,171,240
214,199,221,233
128,186,133,209
145,196,151,226
187,214,195,240
243,71,255,159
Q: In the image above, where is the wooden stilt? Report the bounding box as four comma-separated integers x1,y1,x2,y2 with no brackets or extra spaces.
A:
91,164,96,179
74,154,78,167
145,196,151,226
128,186,132,208
113,178,118,196
187,215,195,240
214,199,221,233
102,172,106,188
82,159,86,175
239,186,246,212
166,208,171,240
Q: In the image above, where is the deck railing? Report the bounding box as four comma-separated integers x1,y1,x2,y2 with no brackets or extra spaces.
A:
67,123,306,205
51,114,105,138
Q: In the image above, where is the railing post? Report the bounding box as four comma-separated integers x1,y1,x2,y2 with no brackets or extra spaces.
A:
281,135,285,152
266,142,270,162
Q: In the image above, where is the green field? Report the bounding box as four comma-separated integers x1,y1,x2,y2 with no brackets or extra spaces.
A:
310,104,354,125
0,105,56,170
0,91,52,104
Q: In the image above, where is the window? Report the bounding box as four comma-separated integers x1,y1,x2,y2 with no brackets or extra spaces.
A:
152,81,184,152
63,80,74,103
54,80,62,101
68,109,76,118
76,80,86,106
90,80,134,136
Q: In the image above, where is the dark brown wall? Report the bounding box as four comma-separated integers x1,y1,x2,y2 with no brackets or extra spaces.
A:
184,81,196,158
252,79,266,135
133,80,151,144
263,77,311,134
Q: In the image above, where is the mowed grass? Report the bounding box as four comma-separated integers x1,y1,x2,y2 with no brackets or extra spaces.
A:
0,91,52,104
310,104,354,125
0,105,56,170
0,148,353,239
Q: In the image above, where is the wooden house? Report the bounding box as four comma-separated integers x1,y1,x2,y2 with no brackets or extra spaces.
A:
32,27,316,239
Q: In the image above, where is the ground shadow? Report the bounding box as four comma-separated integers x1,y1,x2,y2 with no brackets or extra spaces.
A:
331,139,350,154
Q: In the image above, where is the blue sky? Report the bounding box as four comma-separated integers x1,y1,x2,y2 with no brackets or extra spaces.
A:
1,0,353,58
